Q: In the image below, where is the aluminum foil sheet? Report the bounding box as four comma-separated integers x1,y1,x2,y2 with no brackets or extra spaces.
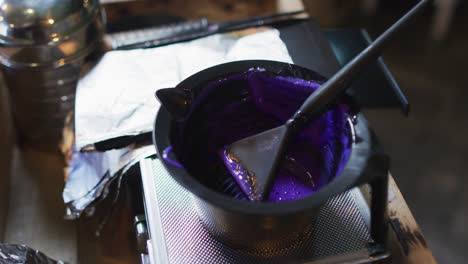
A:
75,29,293,151
141,158,382,264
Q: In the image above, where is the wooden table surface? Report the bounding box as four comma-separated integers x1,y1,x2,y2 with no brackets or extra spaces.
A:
386,175,436,263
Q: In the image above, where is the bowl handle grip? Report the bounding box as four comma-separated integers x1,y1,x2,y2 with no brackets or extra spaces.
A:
362,153,389,253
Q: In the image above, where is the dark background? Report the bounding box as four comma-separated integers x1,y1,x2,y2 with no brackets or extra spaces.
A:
352,1,467,263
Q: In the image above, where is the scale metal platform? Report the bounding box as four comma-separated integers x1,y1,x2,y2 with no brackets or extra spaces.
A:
140,158,390,264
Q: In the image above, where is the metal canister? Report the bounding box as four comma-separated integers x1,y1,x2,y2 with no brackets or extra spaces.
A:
0,0,105,151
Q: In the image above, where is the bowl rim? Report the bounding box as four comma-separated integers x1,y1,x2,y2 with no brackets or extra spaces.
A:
153,60,377,216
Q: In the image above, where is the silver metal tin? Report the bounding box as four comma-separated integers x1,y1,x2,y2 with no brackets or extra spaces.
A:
0,0,105,150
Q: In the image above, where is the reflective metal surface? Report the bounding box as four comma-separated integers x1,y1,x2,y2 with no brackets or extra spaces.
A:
0,0,97,42
0,0,104,150
0,0,103,67
140,158,389,264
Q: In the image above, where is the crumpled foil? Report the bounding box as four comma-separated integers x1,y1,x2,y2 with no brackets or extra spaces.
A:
0,244,63,264
63,144,155,219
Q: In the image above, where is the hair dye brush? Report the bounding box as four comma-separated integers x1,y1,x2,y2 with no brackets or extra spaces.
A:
221,0,430,201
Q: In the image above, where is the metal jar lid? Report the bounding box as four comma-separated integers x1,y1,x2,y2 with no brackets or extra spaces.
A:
0,0,104,68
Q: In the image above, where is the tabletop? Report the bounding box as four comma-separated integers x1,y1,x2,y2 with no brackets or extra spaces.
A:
0,1,437,263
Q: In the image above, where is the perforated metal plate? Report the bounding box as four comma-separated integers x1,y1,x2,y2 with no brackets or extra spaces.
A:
140,158,388,264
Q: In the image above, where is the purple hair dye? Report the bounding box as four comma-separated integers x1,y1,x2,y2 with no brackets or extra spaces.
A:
166,68,353,202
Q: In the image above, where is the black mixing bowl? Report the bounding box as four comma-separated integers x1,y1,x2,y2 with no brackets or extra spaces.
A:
153,60,389,252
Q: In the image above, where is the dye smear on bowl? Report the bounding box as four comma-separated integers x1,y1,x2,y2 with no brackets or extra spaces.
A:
167,68,353,202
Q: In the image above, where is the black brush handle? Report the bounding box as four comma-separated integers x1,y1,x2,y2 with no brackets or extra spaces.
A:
286,0,430,134
116,11,306,50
